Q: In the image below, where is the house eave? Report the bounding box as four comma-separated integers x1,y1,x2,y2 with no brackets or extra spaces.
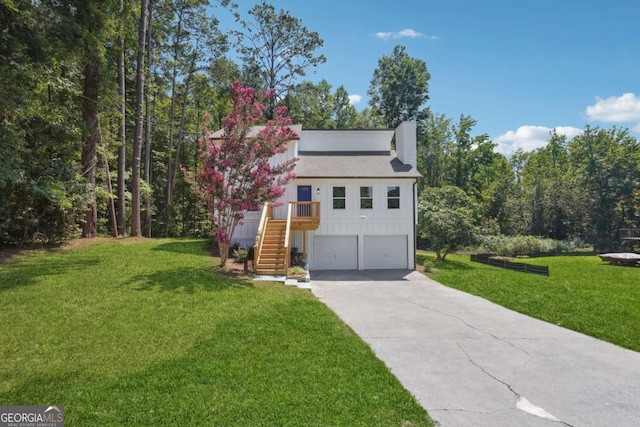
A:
295,175,422,180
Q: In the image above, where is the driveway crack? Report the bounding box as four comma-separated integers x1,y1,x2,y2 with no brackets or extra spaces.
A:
405,298,534,360
456,340,574,426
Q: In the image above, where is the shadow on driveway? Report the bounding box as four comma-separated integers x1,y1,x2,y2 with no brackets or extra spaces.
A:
310,269,424,282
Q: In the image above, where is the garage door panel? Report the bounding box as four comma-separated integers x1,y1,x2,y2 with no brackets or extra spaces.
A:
364,235,407,269
314,236,358,270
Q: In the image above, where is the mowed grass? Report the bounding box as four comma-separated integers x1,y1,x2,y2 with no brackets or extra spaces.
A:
419,252,640,352
0,239,434,426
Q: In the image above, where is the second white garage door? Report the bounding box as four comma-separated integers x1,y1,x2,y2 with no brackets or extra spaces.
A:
364,235,408,269
313,236,358,270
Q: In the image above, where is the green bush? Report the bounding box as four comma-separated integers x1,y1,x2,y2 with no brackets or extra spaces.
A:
421,258,435,273
232,246,249,262
479,235,578,257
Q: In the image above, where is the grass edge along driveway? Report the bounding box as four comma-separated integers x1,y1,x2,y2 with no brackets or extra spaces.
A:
0,239,435,426
419,252,640,353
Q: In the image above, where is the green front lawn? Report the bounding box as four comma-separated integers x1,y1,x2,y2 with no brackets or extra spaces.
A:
0,239,434,426
419,252,640,352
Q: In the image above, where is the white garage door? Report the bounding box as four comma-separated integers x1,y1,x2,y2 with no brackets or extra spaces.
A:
364,235,408,269
314,236,358,270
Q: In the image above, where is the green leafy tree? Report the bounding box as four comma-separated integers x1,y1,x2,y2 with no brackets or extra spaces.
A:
0,0,93,245
568,126,640,248
418,186,478,260
156,0,228,235
285,81,359,129
284,80,334,128
233,1,326,118
446,114,476,191
332,85,357,128
352,108,386,129
367,45,430,128
417,109,452,190
466,139,515,234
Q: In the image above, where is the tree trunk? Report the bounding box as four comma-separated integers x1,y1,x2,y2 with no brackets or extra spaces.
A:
218,240,229,267
131,0,148,237
165,11,184,236
144,0,154,238
168,53,197,220
117,2,127,236
81,51,100,238
103,150,118,237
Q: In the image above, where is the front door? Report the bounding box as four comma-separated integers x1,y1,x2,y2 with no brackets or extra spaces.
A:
297,185,312,217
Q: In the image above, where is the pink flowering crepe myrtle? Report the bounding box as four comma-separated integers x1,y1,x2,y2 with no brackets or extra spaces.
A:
184,81,298,267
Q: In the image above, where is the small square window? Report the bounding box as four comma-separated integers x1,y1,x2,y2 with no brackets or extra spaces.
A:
333,186,346,209
360,186,373,209
387,186,400,209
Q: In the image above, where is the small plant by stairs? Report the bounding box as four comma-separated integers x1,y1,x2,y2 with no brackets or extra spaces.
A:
255,219,287,276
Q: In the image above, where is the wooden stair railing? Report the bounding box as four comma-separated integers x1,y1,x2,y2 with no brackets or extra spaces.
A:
253,202,310,277
283,203,293,277
254,202,272,271
255,219,287,276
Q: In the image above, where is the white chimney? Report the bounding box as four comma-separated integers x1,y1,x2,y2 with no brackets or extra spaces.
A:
395,121,417,167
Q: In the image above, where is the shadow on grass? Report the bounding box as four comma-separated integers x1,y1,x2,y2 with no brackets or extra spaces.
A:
129,266,253,293
0,306,434,426
0,334,318,426
0,256,102,292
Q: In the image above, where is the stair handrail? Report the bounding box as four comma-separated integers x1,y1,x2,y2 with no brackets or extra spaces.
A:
254,202,271,268
284,202,293,277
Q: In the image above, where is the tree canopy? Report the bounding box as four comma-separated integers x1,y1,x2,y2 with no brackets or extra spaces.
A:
367,45,430,128
418,186,478,260
233,1,326,117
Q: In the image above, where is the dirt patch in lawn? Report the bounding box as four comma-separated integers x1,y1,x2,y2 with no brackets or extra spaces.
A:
0,236,146,266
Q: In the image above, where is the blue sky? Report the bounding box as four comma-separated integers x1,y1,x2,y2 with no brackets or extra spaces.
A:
215,0,640,155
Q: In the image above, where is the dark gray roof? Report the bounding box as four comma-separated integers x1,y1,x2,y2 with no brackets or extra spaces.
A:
295,151,422,179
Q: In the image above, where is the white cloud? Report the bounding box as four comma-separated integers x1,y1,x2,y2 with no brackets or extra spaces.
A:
374,32,394,40
494,125,583,156
586,93,640,123
553,126,583,140
348,94,362,105
395,28,424,38
374,28,433,40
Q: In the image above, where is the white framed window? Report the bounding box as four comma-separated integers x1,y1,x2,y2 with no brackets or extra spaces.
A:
332,186,346,209
387,186,400,209
360,186,373,209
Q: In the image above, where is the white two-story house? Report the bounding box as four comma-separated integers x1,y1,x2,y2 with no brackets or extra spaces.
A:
221,121,421,275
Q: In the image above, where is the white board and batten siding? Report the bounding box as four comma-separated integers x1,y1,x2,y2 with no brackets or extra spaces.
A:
296,178,417,270
298,129,394,152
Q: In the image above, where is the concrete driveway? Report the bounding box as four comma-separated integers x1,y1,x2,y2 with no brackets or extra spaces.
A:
311,270,640,427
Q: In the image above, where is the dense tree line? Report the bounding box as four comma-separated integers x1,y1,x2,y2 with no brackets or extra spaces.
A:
1,0,638,252
417,121,640,251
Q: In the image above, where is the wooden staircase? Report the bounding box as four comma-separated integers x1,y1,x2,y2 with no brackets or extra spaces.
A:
255,219,287,276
